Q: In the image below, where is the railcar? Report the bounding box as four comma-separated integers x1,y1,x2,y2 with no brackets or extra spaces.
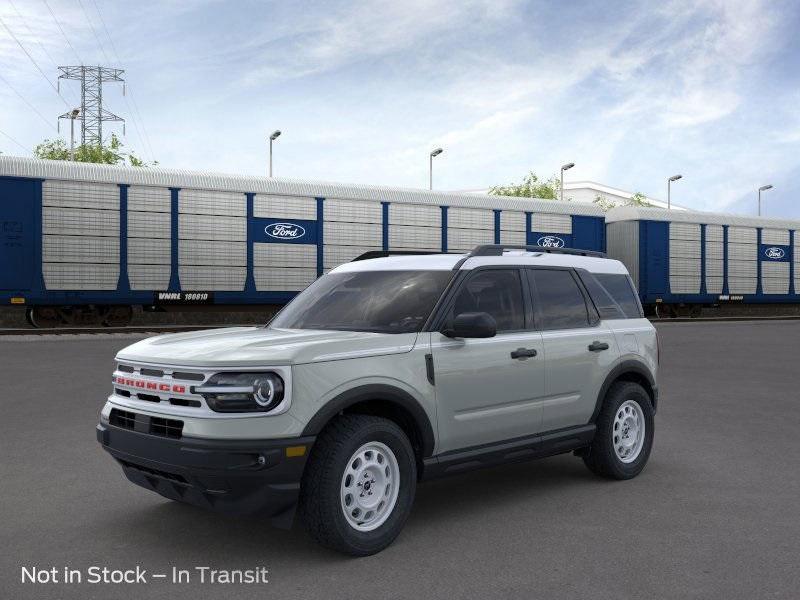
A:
0,157,605,327
606,206,800,317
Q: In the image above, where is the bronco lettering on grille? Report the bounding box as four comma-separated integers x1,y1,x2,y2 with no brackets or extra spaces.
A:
114,376,186,394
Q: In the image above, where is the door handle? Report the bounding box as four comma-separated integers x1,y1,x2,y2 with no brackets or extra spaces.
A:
588,341,610,352
510,348,538,359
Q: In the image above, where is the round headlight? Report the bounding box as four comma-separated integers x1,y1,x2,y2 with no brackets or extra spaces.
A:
254,378,276,406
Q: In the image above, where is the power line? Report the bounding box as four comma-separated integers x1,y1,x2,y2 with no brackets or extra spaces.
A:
89,0,156,162
0,126,31,153
76,0,112,64
0,72,59,132
0,14,70,108
42,0,83,66
7,0,81,106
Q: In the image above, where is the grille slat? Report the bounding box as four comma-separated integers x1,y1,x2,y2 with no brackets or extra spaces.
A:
149,417,184,439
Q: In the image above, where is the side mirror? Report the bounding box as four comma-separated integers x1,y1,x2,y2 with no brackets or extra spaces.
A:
442,312,497,338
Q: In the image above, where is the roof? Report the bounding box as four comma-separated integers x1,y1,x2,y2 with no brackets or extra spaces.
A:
605,205,800,229
332,251,628,275
0,156,604,216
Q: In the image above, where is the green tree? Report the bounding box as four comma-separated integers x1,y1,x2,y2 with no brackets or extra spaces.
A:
33,134,156,166
593,191,653,212
489,171,563,200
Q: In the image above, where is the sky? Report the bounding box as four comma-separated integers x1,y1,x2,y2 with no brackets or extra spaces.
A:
0,0,799,217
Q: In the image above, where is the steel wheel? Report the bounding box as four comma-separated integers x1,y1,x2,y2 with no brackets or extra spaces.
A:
340,441,400,532
613,400,646,463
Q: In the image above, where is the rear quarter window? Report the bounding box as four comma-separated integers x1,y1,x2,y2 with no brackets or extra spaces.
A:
584,272,643,319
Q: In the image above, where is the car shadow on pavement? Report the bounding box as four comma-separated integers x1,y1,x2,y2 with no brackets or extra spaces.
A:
103,453,603,562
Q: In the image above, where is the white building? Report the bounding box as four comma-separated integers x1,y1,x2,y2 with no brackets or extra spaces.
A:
455,181,687,210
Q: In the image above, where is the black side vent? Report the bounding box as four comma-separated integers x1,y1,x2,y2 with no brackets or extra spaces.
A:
150,417,183,439
115,388,131,398
109,408,136,430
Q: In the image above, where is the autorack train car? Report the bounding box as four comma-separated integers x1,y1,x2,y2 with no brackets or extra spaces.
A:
0,157,605,327
606,206,800,317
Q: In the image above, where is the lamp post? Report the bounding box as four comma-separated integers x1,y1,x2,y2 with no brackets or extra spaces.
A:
429,148,443,190
68,108,80,161
269,130,281,177
758,184,773,216
667,174,682,209
560,162,575,202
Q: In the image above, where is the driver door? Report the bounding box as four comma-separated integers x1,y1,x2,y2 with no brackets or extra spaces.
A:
430,268,546,454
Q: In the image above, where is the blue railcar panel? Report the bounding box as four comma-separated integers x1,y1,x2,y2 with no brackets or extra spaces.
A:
0,177,38,291
639,220,669,299
571,215,605,252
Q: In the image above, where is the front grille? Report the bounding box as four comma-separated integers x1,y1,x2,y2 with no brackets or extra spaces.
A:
119,459,187,483
169,397,202,408
150,417,183,439
140,367,164,377
108,408,184,439
109,408,136,430
172,371,205,382
136,393,160,403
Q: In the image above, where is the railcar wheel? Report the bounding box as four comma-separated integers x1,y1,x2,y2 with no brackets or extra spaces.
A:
28,306,63,328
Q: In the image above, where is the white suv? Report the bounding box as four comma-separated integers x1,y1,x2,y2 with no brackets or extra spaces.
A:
97,245,659,556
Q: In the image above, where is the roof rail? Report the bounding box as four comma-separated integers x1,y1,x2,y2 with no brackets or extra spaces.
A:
351,250,446,262
468,244,607,258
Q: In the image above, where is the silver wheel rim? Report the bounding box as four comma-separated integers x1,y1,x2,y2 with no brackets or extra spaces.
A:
340,442,400,532
613,400,645,463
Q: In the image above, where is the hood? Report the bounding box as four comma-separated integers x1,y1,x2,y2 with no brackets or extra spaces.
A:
115,326,419,367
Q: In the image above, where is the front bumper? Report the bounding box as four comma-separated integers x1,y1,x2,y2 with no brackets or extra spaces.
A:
97,422,314,528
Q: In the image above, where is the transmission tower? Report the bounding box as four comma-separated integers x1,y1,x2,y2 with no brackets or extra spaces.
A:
57,66,125,146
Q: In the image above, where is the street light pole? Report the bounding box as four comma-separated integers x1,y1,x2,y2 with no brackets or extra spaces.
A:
667,174,682,209
269,130,281,177
429,148,443,190
758,184,773,216
69,108,80,161
560,162,575,202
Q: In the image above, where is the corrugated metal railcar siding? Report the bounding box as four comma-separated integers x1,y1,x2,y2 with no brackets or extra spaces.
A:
727,226,757,294
127,186,171,290
795,234,800,294
388,203,442,251
606,221,639,287
42,180,120,290
705,225,724,293
668,222,701,294
323,198,382,270
179,189,246,291
447,207,494,252
254,243,317,291
499,211,526,245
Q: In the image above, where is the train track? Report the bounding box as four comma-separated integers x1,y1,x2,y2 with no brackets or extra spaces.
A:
4,315,800,335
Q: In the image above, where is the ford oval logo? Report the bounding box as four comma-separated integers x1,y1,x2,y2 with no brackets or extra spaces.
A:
765,246,785,260
536,235,565,248
265,222,305,240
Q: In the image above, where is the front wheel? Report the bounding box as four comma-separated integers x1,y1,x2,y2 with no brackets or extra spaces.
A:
583,382,654,479
299,414,417,556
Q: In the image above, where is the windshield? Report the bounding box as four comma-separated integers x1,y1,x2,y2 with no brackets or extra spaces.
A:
269,270,452,333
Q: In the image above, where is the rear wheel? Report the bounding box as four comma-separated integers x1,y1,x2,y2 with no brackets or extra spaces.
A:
583,382,654,479
299,414,417,556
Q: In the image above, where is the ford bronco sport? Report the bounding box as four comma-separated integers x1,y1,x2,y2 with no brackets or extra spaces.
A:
97,245,658,556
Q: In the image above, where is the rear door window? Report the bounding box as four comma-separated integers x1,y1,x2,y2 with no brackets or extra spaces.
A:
528,269,591,330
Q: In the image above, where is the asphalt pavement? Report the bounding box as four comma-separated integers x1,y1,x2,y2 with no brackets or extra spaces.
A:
1,321,799,599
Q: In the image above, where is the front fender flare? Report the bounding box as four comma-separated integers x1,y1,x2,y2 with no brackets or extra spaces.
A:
301,384,436,457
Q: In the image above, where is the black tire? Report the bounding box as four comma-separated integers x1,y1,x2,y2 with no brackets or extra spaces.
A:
583,382,654,480
299,414,417,556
